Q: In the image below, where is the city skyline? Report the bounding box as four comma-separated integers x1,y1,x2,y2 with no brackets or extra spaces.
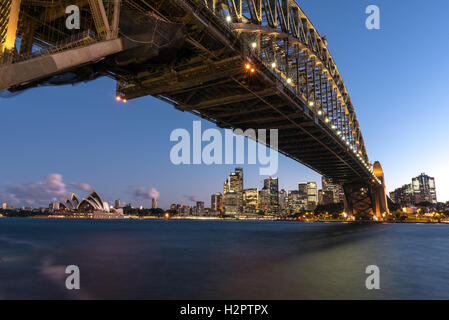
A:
1,0,449,208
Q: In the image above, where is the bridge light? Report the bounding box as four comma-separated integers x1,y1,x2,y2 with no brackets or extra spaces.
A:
115,96,121,101
287,78,292,84
123,99,128,103
309,101,314,107
251,42,257,49
337,130,341,135
250,68,255,73
317,110,323,116
331,125,336,129
271,62,277,68
245,63,251,70
325,117,330,123
226,15,232,23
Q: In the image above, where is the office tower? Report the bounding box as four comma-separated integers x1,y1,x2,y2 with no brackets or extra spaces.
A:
287,190,302,214
234,168,244,213
297,183,308,209
264,177,279,214
196,201,205,215
152,197,158,209
211,192,223,214
243,188,259,213
306,182,318,210
115,199,121,209
223,168,244,213
258,189,270,214
279,189,287,213
318,190,323,205
322,176,344,203
224,191,238,216
412,173,437,203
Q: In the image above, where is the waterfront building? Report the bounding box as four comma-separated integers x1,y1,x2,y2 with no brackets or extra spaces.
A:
115,199,121,209
412,173,437,204
223,191,238,216
322,190,334,205
297,183,309,209
322,176,345,203
60,190,111,213
243,188,258,214
2,203,6,210
306,182,318,210
390,184,414,205
211,192,223,214
287,190,303,214
196,201,205,215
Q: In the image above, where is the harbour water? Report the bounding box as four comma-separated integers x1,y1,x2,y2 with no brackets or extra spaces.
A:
0,218,448,299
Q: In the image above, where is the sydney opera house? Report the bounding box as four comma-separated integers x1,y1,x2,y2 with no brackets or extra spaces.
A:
59,190,112,213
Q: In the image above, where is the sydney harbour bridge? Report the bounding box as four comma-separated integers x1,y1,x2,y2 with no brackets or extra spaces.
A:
0,0,389,219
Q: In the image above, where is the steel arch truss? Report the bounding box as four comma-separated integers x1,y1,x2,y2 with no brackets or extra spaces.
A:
199,0,369,164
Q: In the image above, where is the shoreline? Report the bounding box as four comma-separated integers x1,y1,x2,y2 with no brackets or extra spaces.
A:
0,215,447,224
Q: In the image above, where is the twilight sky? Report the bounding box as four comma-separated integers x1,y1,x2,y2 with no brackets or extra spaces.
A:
1,0,449,208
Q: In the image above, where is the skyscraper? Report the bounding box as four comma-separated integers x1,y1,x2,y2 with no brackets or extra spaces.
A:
224,168,244,214
297,183,309,210
115,199,121,209
264,177,279,215
306,182,318,210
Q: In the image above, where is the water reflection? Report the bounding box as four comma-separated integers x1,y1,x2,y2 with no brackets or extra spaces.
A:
0,219,448,299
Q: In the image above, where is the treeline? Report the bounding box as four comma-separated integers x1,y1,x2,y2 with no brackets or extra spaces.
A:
123,207,165,217
0,209,43,217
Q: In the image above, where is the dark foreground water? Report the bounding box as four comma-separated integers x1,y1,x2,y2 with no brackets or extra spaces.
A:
0,218,448,299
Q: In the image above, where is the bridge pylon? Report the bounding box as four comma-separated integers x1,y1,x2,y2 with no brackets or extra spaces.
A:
343,161,389,221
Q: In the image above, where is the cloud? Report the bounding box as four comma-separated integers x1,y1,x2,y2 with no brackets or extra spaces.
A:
70,183,92,192
184,195,199,203
2,174,68,207
129,186,160,199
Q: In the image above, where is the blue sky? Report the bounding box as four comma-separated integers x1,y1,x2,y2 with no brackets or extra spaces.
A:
1,0,449,208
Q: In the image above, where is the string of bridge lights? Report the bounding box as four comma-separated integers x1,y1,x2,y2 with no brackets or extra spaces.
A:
230,14,381,185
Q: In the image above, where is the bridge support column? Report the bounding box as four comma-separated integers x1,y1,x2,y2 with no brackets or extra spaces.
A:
1,0,21,64
343,161,389,221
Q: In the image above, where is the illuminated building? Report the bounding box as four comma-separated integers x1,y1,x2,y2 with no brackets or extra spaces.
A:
223,168,244,213
264,177,279,214
211,192,223,214
243,188,258,213
412,173,437,204
322,176,344,203
224,191,238,216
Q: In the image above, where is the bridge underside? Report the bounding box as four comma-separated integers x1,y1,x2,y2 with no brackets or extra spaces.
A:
0,0,389,219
